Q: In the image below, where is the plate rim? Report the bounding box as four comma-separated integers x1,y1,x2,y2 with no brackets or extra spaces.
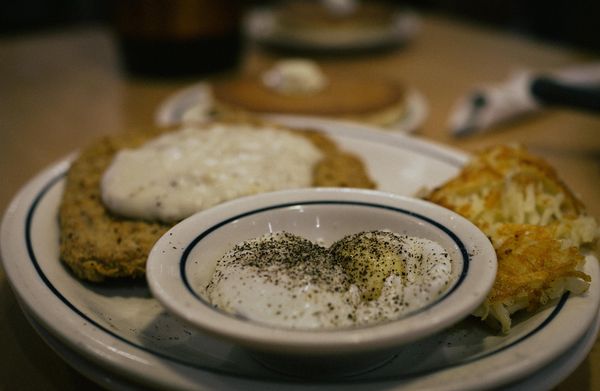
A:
23,303,600,391
154,82,428,134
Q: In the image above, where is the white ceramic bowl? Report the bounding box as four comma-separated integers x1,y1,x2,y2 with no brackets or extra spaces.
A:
146,188,496,376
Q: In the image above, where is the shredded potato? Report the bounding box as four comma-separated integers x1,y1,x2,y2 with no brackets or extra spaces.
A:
426,145,598,332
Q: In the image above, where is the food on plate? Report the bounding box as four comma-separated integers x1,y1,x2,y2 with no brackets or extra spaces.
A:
193,60,407,127
204,231,453,329
59,121,375,282
425,145,599,332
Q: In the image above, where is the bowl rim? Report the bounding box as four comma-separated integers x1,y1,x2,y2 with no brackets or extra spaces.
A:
146,188,497,355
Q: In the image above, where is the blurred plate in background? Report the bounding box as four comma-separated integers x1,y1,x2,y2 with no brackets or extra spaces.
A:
244,4,420,54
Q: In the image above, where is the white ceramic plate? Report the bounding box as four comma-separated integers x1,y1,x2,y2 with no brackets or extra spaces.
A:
2,117,599,390
155,82,428,134
25,306,600,391
243,7,420,53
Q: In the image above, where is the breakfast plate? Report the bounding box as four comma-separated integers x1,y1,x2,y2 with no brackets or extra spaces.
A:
155,82,428,134
2,117,599,390
243,6,420,53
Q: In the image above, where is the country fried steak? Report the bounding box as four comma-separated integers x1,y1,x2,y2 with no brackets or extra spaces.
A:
59,122,375,282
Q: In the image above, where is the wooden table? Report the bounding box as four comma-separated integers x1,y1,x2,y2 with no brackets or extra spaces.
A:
1,14,598,390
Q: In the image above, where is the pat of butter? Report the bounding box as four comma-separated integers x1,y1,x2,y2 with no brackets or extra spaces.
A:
262,59,328,95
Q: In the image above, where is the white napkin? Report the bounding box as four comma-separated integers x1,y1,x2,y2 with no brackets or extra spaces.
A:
449,63,600,136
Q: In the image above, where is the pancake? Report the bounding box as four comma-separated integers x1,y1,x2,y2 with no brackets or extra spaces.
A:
424,145,598,332
211,74,407,127
59,121,375,282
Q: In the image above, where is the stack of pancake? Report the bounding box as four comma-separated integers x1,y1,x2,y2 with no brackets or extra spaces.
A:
210,73,407,127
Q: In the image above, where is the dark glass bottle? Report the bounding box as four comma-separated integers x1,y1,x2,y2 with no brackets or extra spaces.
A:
114,0,242,78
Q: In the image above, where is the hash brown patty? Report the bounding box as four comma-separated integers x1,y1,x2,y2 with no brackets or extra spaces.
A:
425,145,598,332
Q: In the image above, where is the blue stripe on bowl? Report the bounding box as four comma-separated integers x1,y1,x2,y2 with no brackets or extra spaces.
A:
179,200,470,323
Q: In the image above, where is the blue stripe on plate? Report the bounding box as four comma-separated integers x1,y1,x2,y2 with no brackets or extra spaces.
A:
23,166,568,383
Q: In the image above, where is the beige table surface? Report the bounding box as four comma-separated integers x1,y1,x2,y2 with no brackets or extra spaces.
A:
1,14,599,390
